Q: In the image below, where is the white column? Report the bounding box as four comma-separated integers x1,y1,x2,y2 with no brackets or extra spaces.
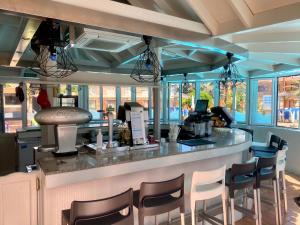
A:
153,48,162,140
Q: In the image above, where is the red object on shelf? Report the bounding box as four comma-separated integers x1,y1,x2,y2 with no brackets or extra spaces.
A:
37,88,51,109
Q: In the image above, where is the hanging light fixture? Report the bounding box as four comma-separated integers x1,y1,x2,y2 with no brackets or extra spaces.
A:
220,52,241,86
130,35,161,83
182,73,191,94
30,19,78,78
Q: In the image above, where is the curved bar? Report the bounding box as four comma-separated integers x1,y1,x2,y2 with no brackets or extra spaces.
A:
39,128,251,225
39,128,251,188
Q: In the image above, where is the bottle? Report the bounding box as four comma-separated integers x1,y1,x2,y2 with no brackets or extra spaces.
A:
96,129,103,150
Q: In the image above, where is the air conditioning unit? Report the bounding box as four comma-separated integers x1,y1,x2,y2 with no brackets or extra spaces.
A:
74,28,141,52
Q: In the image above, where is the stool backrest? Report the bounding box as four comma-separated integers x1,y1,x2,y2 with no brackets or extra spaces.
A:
228,162,256,196
276,148,287,173
231,161,256,179
269,134,281,148
138,174,184,213
191,165,226,187
70,188,133,225
278,139,288,150
265,131,273,146
256,157,277,185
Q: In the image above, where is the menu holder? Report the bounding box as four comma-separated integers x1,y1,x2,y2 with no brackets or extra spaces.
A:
130,111,146,145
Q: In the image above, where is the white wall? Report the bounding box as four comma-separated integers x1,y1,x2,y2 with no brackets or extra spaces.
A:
237,125,300,176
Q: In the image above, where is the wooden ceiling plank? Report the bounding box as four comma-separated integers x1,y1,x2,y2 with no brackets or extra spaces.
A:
226,0,254,28
185,0,219,35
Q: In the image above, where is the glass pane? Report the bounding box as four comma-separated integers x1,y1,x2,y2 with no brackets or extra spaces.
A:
59,84,68,95
88,86,100,120
71,85,79,96
277,76,300,128
103,86,116,119
27,84,40,127
3,83,22,133
120,87,131,105
219,82,233,113
235,81,246,123
169,83,180,120
200,82,214,109
181,83,195,120
252,79,273,124
136,87,149,108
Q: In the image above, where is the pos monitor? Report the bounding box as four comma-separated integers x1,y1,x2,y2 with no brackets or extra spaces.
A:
195,100,209,114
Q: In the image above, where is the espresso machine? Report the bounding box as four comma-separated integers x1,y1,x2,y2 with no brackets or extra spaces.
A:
34,106,92,156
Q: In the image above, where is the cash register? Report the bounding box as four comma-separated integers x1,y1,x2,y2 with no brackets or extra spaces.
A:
179,100,212,139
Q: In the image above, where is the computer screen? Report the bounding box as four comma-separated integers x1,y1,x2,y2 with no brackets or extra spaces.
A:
195,100,209,113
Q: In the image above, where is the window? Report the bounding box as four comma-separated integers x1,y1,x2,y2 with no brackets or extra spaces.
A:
277,76,300,128
235,81,247,123
136,87,149,108
200,82,214,109
181,82,195,120
27,84,40,127
219,82,233,112
88,86,100,120
103,86,116,113
120,87,131,105
168,83,180,120
71,85,79,96
251,79,273,125
59,84,68,95
3,83,22,133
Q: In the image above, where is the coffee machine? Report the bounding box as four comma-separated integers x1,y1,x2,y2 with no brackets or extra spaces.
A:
34,106,92,156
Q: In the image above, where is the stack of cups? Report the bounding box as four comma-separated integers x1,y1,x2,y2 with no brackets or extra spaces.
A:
169,123,180,142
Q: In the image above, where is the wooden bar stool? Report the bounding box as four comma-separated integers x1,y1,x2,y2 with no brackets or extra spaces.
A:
225,161,259,225
133,174,185,225
190,165,227,225
62,188,134,225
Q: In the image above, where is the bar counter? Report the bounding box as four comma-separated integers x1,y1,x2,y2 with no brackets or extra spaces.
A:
38,128,251,225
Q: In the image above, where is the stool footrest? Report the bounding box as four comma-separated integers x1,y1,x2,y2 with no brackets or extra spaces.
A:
198,212,221,225
247,192,276,207
234,204,258,219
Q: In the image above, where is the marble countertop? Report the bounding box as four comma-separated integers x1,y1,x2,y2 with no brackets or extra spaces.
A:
38,128,252,176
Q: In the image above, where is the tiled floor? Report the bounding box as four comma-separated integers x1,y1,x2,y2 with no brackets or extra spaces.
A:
236,173,300,225
171,173,300,225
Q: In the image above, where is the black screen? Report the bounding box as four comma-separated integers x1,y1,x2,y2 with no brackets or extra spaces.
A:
195,100,208,113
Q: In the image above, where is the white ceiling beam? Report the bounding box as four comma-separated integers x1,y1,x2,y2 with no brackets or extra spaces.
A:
10,18,41,67
249,52,300,66
0,0,215,51
249,64,300,78
226,0,254,28
185,0,219,35
162,49,213,64
237,60,274,71
244,42,300,54
233,32,300,44
51,0,210,35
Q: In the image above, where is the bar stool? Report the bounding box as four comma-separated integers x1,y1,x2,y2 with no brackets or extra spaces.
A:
251,134,281,157
251,131,273,147
62,188,134,225
133,174,185,225
276,145,288,214
255,156,279,225
225,161,258,225
190,165,227,225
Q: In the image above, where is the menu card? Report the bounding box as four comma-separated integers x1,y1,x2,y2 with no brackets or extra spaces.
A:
130,111,146,145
